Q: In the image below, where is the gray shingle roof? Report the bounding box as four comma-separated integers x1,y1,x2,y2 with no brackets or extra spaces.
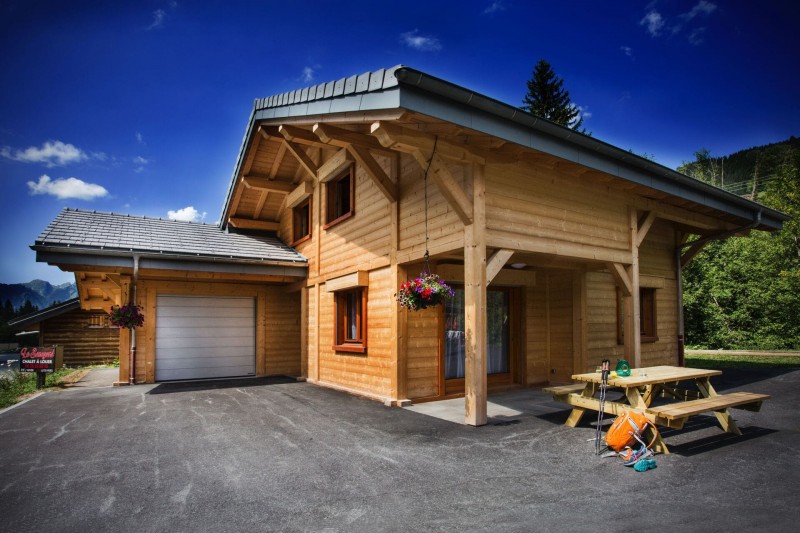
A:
34,208,306,265
8,298,81,329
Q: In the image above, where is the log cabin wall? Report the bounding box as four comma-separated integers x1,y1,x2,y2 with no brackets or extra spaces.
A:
524,271,574,386
314,267,394,398
484,161,630,264
585,219,679,370
132,279,300,383
40,309,119,366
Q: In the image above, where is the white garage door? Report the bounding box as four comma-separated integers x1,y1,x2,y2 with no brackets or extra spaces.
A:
155,295,256,381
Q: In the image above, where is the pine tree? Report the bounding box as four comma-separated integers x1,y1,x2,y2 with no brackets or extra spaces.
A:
522,59,584,131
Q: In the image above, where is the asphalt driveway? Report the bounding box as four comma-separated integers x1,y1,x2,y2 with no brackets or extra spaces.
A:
0,367,798,532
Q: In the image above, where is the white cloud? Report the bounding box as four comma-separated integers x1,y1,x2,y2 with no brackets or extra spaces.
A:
147,9,167,30
301,66,316,83
135,131,145,145
620,46,634,58
640,10,664,36
167,206,206,222
681,1,717,21
483,1,507,14
1,140,87,167
401,30,442,52
688,27,706,45
27,175,109,200
575,105,592,122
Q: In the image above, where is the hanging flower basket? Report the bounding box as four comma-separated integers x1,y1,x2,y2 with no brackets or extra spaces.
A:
397,272,455,311
109,304,145,329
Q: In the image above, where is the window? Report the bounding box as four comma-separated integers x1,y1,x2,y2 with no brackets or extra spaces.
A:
324,166,354,229
292,197,311,245
333,287,367,353
617,287,658,344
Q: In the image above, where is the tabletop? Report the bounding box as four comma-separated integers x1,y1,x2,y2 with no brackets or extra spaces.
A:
571,365,722,388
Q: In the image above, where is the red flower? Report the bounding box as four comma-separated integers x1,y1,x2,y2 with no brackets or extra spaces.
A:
422,288,432,299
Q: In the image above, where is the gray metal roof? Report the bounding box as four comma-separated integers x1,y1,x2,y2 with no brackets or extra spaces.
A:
7,298,80,329
34,208,307,267
222,65,788,232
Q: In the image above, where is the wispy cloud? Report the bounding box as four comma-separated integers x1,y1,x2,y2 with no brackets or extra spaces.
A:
167,206,206,222
135,131,145,145
27,175,109,200
620,46,634,58
1,140,88,167
401,30,442,52
146,9,167,30
301,65,317,83
483,1,507,14
575,104,592,122
641,2,717,45
133,155,150,173
681,0,717,21
640,10,665,36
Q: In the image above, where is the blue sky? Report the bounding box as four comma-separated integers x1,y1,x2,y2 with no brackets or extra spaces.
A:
1,0,798,285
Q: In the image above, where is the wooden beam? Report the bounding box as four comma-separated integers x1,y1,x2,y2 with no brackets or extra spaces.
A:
606,262,632,297
257,125,280,140
253,191,269,220
464,164,487,427
269,142,287,179
370,121,485,164
286,181,314,209
242,177,295,193
228,217,280,231
282,140,318,179
636,211,657,247
312,123,387,151
425,154,474,225
625,207,642,368
242,132,260,177
486,248,514,284
681,239,711,268
317,147,353,183
278,124,329,149
347,145,397,202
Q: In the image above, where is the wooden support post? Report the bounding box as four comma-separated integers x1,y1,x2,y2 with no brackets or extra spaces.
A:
464,164,487,426
115,276,131,385
624,208,642,367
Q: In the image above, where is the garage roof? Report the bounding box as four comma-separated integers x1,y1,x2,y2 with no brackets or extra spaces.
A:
33,208,307,268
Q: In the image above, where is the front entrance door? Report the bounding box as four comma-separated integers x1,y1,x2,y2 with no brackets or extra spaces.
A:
442,286,517,396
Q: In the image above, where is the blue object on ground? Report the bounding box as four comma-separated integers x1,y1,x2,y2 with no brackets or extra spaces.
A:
634,458,657,472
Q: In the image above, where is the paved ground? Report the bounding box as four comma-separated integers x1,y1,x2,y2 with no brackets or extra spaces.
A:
0,367,798,532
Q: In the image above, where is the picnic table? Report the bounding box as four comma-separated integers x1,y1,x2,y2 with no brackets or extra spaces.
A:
545,365,769,454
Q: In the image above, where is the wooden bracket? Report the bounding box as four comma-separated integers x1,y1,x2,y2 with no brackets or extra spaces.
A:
486,249,514,284
606,262,632,296
282,140,319,179
347,145,397,202
636,211,657,247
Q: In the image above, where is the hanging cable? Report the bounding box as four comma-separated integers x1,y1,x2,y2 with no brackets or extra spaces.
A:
422,136,439,273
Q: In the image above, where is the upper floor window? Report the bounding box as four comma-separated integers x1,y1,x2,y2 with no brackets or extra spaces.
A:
324,166,354,229
292,197,311,245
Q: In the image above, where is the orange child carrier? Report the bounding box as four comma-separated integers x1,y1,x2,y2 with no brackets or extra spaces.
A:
605,410,659,452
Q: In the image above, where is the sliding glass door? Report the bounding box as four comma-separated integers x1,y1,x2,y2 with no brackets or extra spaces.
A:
443,287,512,392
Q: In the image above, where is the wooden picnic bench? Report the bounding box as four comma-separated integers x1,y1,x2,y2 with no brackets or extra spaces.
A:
546,365,770,454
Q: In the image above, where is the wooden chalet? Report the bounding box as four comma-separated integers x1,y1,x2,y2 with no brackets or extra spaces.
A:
33,66,787,425
8,298,119,366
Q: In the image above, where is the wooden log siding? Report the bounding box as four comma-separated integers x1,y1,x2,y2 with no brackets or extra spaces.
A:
584,222,679,371
319,164,392,278
405,306,440,399
316,267,394,399
397,153,466,261
484,163,630,261
39,309,120,366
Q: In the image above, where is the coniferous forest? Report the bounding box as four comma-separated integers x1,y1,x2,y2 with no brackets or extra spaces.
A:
679,137,800,349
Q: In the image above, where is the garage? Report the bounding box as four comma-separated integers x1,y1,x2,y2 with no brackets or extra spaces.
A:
155,295,256,381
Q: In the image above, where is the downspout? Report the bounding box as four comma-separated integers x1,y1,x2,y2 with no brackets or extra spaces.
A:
675,210,762,366
129,254,140,384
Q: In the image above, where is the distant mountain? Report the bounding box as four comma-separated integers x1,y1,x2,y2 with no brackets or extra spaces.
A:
678,136,800,199
0,279,77,311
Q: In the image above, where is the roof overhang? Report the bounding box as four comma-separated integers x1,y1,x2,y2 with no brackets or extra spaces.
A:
33,247,308,279
7,298,80,329
221,65,788,232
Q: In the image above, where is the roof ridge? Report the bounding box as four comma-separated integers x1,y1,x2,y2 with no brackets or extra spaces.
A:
64,207,216,226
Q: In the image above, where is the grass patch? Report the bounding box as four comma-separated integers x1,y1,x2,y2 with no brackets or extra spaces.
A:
0,367,89,409
686,354,800,370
